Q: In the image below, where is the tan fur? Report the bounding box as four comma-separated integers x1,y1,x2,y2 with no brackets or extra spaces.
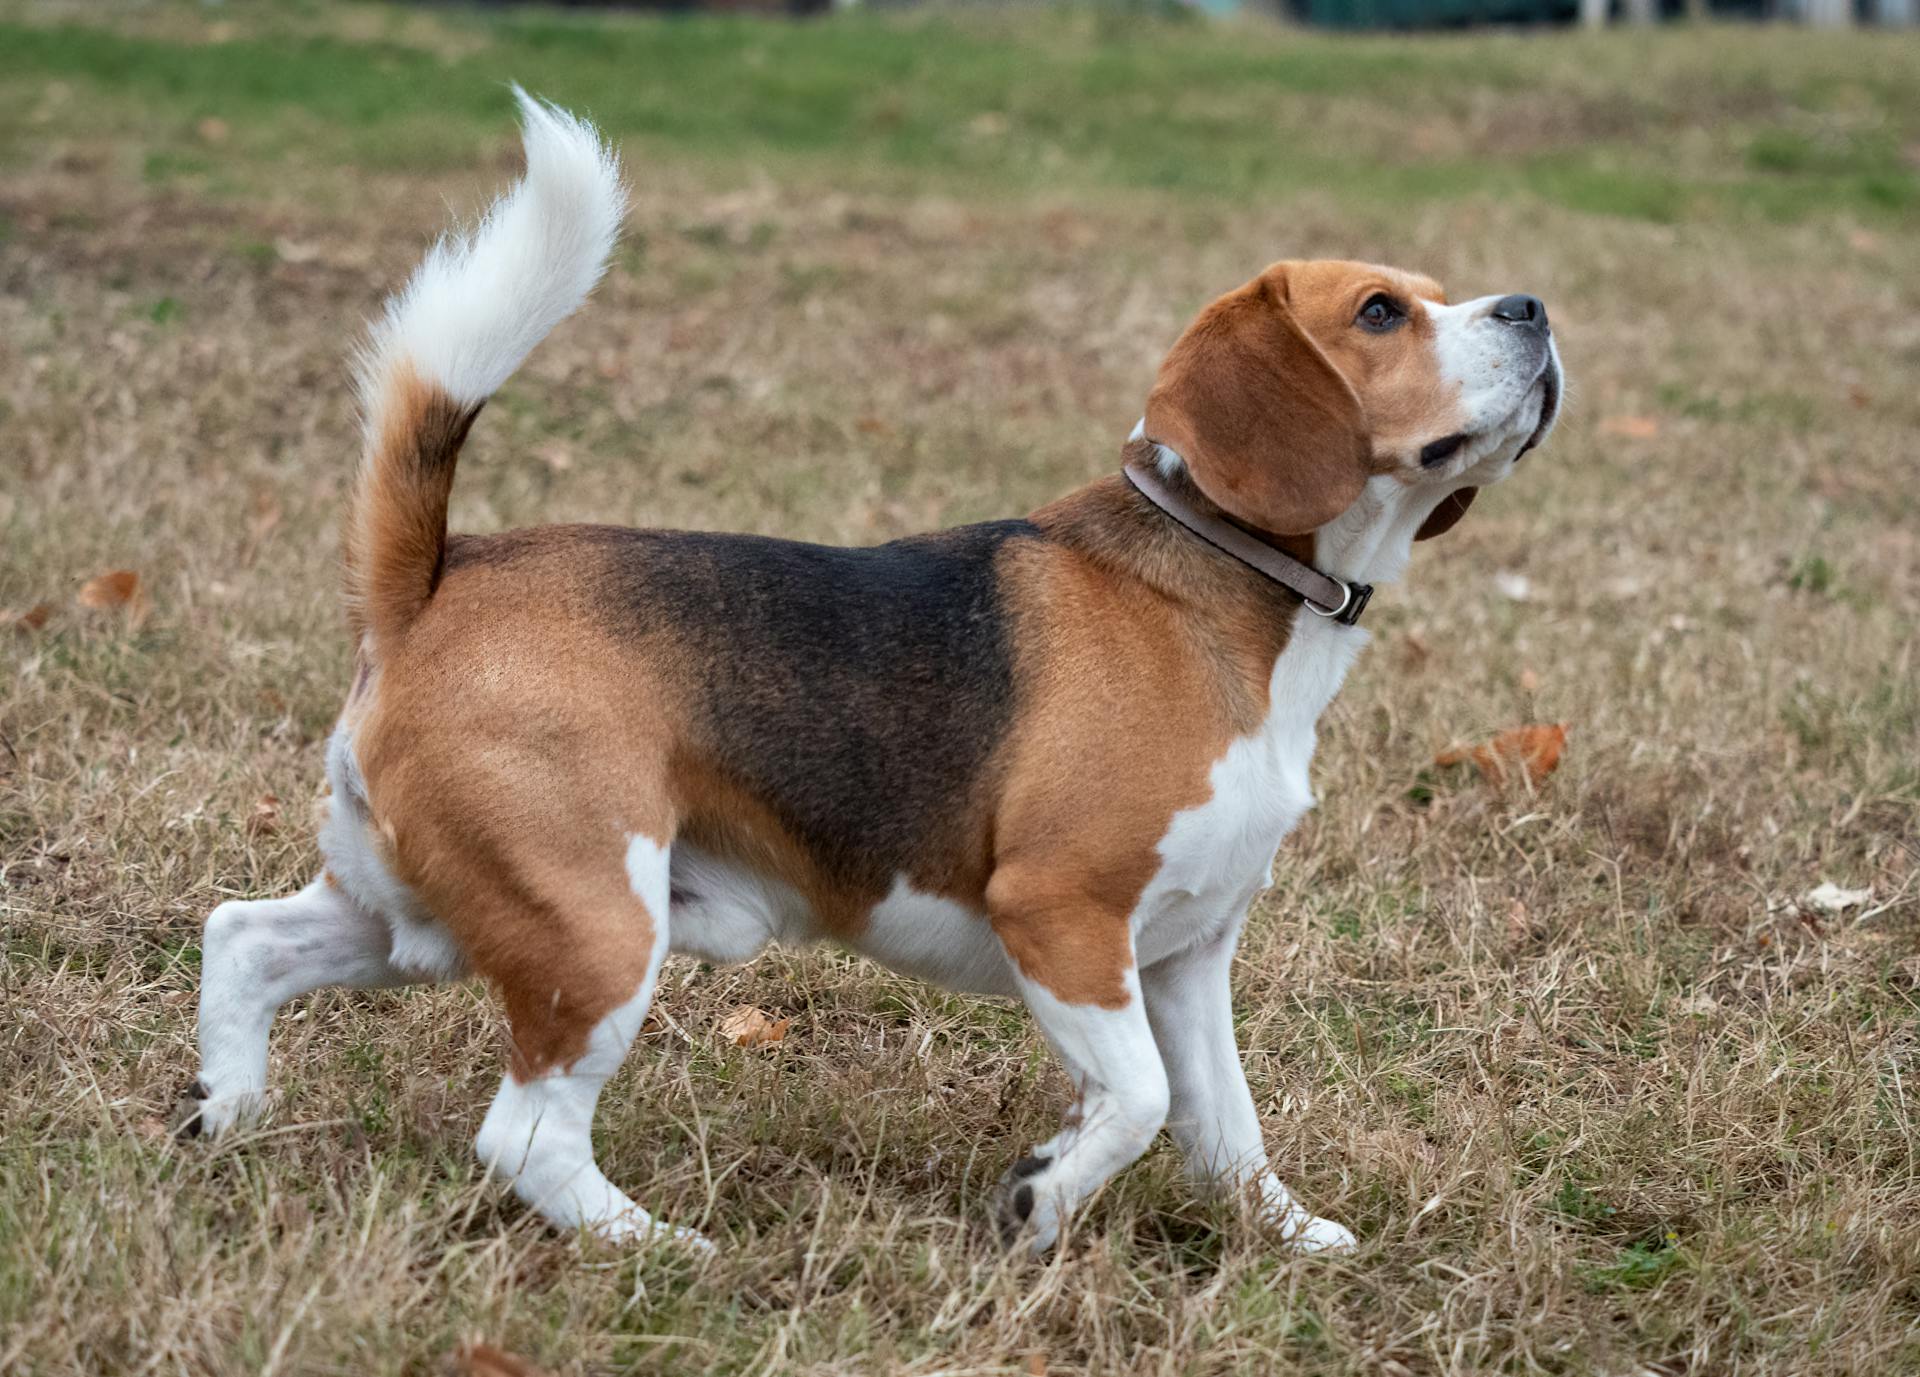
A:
984,475,1296,1006
1280,260,1455,462
351,541,679,1077
1145,261,1462,538
342,365,480,651
342,261,1470,1032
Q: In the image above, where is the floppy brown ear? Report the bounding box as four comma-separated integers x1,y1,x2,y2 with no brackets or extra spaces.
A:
1143,269,1370,536
1415,487,1476,540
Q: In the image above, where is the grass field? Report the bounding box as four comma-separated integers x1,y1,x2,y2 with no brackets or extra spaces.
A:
3,2,1919,1373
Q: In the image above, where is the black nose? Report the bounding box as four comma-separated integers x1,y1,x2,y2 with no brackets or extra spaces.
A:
1491,294,1548,329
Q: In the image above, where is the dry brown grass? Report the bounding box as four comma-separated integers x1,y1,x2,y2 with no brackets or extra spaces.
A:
3,5,1918,1375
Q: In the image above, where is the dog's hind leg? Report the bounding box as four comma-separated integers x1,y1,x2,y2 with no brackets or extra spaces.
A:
470,833,709,1250
179,873,421,1139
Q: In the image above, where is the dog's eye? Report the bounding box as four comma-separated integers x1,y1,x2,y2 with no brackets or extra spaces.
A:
1356,295,1405,332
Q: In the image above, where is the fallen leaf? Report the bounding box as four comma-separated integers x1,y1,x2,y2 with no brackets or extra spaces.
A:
1435,723,1567,787
448,1343,555,1377
1598,414,1661,440
77,569,151,626
718,1005,791,1048
77,569,140,609
1846,384,1872,409
247,794,283,838
1805,882,1870,914
3,602,52,632
1027,1354,1048,1377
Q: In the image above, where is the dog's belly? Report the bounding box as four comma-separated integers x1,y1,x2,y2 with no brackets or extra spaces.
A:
666,844,1018,996
665,842,814,965
846,877,1018,996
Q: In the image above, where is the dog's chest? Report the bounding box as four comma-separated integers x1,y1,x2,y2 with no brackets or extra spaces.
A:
1132,618,1366,964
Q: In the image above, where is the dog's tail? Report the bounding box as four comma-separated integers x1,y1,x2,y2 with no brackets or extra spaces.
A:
344,88,624,651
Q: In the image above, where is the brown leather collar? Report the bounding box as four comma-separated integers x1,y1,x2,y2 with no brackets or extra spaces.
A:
1122,457,1373,627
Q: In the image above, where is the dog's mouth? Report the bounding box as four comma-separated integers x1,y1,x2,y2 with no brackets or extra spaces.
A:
1517,356,1561,457
1421,355,1561,474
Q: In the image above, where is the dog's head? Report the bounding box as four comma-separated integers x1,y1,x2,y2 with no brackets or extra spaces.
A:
1144,260,1561,541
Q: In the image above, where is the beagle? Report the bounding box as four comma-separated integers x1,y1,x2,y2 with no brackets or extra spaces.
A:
178,93,1562,1256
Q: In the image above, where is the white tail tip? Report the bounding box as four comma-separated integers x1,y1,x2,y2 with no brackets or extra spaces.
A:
357,86,627,419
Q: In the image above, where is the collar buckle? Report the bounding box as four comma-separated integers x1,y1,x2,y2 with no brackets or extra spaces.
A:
1305,579,1373,627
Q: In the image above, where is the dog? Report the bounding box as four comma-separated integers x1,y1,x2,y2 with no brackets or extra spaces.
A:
178,91,1561,1256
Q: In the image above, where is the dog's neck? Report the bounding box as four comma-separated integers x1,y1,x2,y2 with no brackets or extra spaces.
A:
1032,465,1302,624
1122,419,1475,593
1310,473,1452,588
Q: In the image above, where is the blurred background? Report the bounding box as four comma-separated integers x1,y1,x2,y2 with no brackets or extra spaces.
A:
2,3,1916,1376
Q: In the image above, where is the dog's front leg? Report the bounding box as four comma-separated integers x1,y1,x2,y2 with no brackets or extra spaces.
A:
989,893,1169,1253
1141,929,1354,1253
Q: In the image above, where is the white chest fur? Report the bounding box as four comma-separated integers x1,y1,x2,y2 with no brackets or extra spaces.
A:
1131,615,1367,967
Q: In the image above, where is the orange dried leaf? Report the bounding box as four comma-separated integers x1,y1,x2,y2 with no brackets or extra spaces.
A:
247,794,283,837
449,1343,555,1377
77,569,141,609
1435,723,1567,787
3,602,52,632
718,1005,791,1048
1598,414,1660,440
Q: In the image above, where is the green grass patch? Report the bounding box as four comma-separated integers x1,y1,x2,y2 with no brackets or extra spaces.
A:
2,11,1916,220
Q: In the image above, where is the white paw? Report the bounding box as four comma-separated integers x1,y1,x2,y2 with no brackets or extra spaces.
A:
590,1208,717,1255
1280,1210,1356,1255
173,1078,264,1141
995,1153,1067,1254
